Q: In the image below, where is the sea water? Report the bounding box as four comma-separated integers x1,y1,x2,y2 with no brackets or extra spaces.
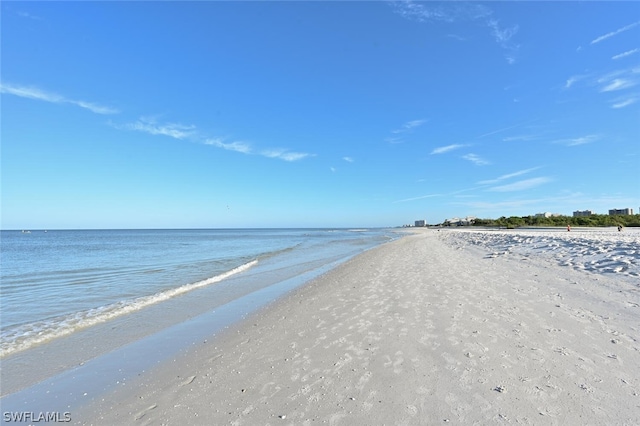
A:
0,228,398,396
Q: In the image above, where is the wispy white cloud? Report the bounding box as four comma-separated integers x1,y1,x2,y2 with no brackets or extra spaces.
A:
612,48,640,60
118,117,312,161
343,156,354,163
487,19,519,47
1,83,64,102
385,137,404,144
387,118,427,144
390,1,518,64
390,1,458,23
565,74,587,89
572,68,633,91
476,121,532,139
477,167,541,185
261,149,312,162
404,119,427,129
390,1,491,24
205,138,252,154
0,82,119,114
611,96,638,109
553,135,599,146
17,11,42,20
393,193,442,203
591,21,640,44
600,78,636,92
392,119,427,134
120,117,196,140
462,153,490,166
430,144,466,154
488,177,551,192
565,68,639,109
502,134,538,142
486,19,520,64
73,101,119,115
4,79,313,162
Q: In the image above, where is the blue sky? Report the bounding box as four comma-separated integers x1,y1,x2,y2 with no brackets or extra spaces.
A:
1,1,639,229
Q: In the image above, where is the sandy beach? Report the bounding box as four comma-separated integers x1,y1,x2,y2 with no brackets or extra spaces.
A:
75,228,639,425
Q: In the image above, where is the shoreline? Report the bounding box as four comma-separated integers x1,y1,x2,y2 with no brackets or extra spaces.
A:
1,229,398,398
71,229,639,425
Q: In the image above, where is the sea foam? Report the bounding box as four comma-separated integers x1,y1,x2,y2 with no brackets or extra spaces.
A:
0,260,258,358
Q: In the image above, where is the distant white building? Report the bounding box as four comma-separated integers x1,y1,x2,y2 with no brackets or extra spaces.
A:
535,212,561,218
573,210,593,217
609,208,634,216
444,216,475,226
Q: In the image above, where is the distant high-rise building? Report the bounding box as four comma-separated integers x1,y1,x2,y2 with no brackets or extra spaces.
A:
573,210,593,217
415,220,426,227
609,208,634,215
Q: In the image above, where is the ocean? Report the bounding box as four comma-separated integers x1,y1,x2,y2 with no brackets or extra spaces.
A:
0,228,399,396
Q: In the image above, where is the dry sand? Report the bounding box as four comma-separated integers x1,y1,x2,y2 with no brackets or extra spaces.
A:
77,229,640,425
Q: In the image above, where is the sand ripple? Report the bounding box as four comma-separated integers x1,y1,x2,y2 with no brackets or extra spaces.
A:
439,228,640,279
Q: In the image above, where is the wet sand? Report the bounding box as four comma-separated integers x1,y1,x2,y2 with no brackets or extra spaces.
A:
76,229,640,425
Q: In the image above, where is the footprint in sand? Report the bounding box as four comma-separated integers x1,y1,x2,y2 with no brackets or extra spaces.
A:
382,351,404,374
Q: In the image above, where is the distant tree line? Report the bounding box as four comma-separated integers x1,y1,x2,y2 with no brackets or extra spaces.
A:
472,214,640,228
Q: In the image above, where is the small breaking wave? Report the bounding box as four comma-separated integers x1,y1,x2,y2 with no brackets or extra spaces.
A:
0,260,258,358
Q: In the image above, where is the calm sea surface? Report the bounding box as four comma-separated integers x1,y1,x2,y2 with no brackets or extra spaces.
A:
1,228,397,359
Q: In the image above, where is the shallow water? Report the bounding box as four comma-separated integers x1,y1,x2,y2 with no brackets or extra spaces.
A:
0,228,399,397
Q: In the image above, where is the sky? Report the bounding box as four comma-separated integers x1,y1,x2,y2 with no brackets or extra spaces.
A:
1,1,639,229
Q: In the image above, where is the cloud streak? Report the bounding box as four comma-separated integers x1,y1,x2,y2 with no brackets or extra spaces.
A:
393,193,442,203
431,144,466,154
205,138,252,154
0,82,119,114
565,68,639,109
261,149,312,162
462,153,490,166
612,48,640,60
565,74,588,89
476,120,535,139
392,119,426,134
591,21,640,44
3,81,311,162
600,78,636,92
387,118,427,144
477,167,541,185
120,117,196,140
611,96,638,109
488,177,551,192
119,118,312,162
553,135,599,146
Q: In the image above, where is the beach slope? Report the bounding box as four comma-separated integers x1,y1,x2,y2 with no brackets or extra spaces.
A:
78,229,640,425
